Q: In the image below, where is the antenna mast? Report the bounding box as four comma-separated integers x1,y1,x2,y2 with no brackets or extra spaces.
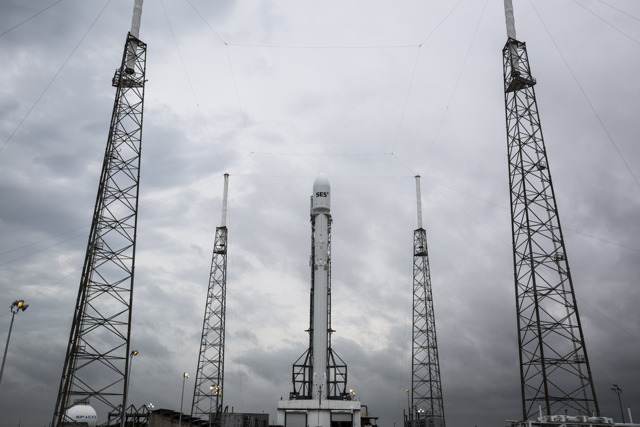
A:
192,174,230,423
52,1,147,425
501,0,599,421
415,176,423,230
410,176,445,427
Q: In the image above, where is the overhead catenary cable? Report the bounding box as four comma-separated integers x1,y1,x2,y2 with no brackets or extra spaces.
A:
391,152,416,175
229,173,412,179
186,0,470,173
226,43,417,49
248,152,390,157
224,45,254,154
0,0,65,38
5,159,638,272
575,0,640,46
390,47,422,155
578,297,640,344
191,0,484,175
418,0,466,46
416,0,488,174
185,0,227,45
159,0,223,169
0,225,88,257
0,229,88,268
181,1,254,160
390,0,467,156
529,0,640,190
0,0,111,155
598,0,640,21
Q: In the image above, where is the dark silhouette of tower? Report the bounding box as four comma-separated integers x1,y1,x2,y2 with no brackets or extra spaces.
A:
52,3,146,425
410,176,445,427
191,174,230,423
502,2,598,421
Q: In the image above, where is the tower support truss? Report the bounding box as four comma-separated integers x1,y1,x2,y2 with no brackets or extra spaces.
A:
52,32,147,426
192,225,228,420
411,176,445,427
192,175,230,421
502,37,599,420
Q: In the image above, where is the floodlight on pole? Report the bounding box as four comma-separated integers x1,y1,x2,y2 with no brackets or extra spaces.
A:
120,349,139,427
405,388,411,425
179,372,189,427
611,384,625,423
0,300,29,387
209,385,214,427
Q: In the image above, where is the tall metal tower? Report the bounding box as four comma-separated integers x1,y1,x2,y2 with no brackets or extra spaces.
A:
52,2,146,425
291,177,348,401
502,1,598,421
191,174,230,422
411,176,445,427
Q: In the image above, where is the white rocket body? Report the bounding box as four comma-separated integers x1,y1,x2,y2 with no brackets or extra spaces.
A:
311,175,330,399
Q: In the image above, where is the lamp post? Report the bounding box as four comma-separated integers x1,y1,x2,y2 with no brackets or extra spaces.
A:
209,385,214,427
0,300,29,387
179,372,189,427
611,384,625,423
121,350,139,427
405,389,411,427
211,384,222,427
417,408,425,427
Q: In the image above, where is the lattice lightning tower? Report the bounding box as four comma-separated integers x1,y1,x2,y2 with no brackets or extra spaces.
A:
52,2,146,425
192,174,230,422
411,176,445,427
502,1,599,420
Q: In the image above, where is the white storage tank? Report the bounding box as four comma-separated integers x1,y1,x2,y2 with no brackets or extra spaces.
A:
65,403,98,427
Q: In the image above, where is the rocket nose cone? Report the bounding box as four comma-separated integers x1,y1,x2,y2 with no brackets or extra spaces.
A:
313,174,330,193
312,175,330,213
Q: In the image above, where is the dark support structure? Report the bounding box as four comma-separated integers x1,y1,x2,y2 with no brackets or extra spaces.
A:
191,218,228,421
502,37,599,420
108,404,151,426
291,349,313,399
411,176,445,427
52,32,147,426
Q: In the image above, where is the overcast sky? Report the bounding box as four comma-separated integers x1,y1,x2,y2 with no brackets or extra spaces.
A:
0,1,639,426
